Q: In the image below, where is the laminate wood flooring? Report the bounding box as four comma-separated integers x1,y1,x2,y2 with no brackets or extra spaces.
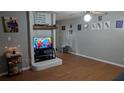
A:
0,52,124,81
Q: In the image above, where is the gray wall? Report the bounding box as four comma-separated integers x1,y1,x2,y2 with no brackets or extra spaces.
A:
57,11,124,65
0,11,30,73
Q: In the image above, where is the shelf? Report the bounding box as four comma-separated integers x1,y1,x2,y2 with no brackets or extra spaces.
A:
33,24,57,30
6,52,22,76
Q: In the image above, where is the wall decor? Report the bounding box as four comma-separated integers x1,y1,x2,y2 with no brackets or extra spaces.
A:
77,24,82,30
97,22,102,30
70,24,72,28
34,12,51,24
69,30,73,34
84,23,88,29
116,20,123,28
2,16,18,32
98,16,102,21
61,26,66,30
91,23,97,30
104,21,110,29
34,13,46,24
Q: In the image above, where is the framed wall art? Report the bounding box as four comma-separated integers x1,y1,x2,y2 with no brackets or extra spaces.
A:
69,30,73,34
98,16,102,21
77,24,82,31
97,22,102,30
2,16,18,32
70,24,72,28
61,26,66,30
84,23,89,29
116,20,123,28
91,23,97,30
104,21,110,29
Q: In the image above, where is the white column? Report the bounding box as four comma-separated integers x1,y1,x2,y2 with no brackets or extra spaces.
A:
29,11,35,65
52,13,56,49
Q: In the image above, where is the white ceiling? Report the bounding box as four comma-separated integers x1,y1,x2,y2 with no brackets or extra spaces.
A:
55,11,82,21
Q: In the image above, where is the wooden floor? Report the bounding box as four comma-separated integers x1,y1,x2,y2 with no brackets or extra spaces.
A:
0,52,124,81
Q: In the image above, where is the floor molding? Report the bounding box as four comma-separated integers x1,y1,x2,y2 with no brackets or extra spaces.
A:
69,52,124,68
0,66,30,77
0,72,8,77
22,66,30,71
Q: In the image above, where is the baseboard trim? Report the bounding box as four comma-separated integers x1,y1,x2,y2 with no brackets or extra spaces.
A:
0,66,30,77
22,66,30,71
0,72,8,77
69,52,124,68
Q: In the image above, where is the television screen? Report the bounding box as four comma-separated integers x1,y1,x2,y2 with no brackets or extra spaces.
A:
33,37,52,49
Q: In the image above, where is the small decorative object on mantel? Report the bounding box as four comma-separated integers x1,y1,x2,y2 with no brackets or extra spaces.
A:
2,16,18,32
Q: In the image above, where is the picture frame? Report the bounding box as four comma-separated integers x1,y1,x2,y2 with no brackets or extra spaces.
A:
2,16,18,32
61,26,66,30
69,30,73,34
116,20,123,28
104,21,110,29
84,23,89,29
70,24,72,28
97,22,102,30
98,16,102,21
91,23,97,30
77,24,82,31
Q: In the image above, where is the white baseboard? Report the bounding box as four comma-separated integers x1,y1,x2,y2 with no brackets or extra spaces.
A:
22,66,30,71
0,66,30,77
69,52,76,55
0,72,8,77
69,52,124,68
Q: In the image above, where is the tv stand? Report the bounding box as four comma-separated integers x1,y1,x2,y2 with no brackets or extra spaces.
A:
34,48,56,62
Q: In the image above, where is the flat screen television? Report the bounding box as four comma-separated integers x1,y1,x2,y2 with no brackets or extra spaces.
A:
33,37,52,49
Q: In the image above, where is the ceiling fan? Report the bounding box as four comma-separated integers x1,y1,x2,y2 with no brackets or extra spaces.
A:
83,11,107,22
85,11,107,15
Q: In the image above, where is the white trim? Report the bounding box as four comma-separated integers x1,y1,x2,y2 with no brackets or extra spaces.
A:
69,52,124,68
69,52,76,55
32,58,62,71
0,66,30,77
22,66,30,71
0,72,8,77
